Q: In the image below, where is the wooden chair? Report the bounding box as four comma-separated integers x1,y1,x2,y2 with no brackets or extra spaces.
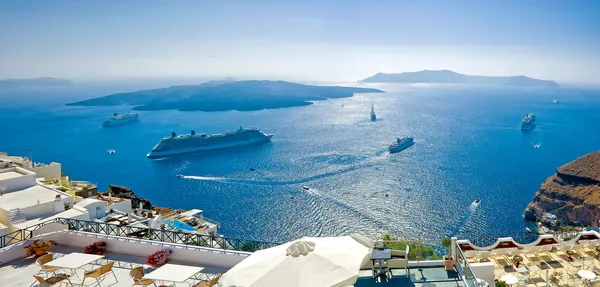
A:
36,254,57,275
193,273,222,287
32,274,70,286
129,266,157,286
83,261,118,286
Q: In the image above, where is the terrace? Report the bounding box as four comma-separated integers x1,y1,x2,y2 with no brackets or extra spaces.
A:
458,231,600,286
9,217,600,287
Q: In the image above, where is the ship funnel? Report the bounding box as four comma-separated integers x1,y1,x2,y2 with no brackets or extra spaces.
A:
171,132,176,137
191,130,196,135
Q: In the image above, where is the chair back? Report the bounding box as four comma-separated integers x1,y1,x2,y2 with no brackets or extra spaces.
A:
130,266,145,280
37,253,54,265
209,274,222,286
100,261,115,274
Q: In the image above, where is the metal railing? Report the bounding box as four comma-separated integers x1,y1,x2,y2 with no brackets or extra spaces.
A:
0,217,281,252
454,241,481,287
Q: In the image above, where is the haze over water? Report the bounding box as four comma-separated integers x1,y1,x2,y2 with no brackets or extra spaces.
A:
1,83,599,243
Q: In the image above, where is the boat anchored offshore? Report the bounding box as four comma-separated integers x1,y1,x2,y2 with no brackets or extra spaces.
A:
388,137,414,153
102,112,139,127
520,113,536,131
370,103,376,121
147,126,273,159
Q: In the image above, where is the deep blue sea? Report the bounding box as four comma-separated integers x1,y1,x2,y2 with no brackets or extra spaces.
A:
1,82,599,244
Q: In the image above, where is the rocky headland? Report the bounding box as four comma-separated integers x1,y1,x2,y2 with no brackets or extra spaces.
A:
524,151,600,226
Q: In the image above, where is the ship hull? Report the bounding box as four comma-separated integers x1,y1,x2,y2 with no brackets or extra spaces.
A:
102,117,139,127
520,123,536,131
147,135,273,159
389,141,414,153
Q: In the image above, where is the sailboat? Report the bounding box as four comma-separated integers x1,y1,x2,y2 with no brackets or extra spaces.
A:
370,103,376,121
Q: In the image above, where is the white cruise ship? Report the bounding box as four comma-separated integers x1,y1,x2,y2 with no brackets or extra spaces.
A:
102,112,139,127
389,137,414,153
520,113,536,131
147,126,273,158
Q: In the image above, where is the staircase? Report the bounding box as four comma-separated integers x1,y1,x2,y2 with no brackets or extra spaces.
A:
8,208,27,225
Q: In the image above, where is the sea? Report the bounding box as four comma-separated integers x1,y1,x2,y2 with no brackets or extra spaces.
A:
1,81,599,245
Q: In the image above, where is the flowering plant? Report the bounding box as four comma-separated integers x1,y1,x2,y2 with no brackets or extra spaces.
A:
84,241,106,255
24,240,57,256
146,249,172,265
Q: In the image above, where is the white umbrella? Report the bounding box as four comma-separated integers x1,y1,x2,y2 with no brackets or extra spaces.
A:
218,235,372,287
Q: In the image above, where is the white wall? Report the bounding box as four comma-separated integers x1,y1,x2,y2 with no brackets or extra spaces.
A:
31,163,61,179
41,231,250,268
0,209,9,230
0,168,35,193
19,201,58,220
106,199,131,214
471,262,494,286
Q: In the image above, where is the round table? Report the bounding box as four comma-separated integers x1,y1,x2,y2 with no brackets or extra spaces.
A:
578,270,597,281
500,274,519,285
513,255,524,267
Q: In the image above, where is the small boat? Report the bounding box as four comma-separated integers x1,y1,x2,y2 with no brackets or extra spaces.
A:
290,195,295,199
473,198,481,205
370,103,376,121
534,144,540,149
176,174,184,178
249,168,256,171
525,227,532,233
553,100,559,104
302,186,310,190
107,149,116,154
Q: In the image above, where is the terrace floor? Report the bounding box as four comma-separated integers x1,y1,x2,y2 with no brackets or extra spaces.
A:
468,245,600,286
0,246,227,287
354,267,465,287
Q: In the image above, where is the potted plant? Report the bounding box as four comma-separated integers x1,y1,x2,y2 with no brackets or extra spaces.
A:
441,237,453,271
84,241,106,255
495,280,506,287
146,249,172,266
24,240,57,257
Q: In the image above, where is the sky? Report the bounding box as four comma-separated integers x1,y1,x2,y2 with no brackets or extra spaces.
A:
1,0,599,83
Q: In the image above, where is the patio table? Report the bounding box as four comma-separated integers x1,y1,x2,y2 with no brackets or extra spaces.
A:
143,263,204,286
45,253,104,284
370,248,392,281
578,269,596,284
499,274,518,286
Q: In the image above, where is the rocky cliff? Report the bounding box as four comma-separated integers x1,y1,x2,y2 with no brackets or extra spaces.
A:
103,185,153,210
524,151,600,226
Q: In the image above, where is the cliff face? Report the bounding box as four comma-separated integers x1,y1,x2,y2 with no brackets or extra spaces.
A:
524,151,600,226
103,185,153,210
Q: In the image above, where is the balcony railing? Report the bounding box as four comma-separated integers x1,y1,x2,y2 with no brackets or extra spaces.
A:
0,217,281,252
454,241,481,287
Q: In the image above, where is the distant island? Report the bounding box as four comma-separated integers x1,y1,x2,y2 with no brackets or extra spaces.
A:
360,70,558,87
0,77,72,89
67,80,384,112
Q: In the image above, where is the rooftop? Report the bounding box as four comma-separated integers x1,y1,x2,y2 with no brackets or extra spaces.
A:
0,243,227,287
0,185,62,211
0,170,24,181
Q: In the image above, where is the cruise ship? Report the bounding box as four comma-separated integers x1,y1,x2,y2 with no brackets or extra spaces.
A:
520,113,536,131
388,137,414,153
147,126,273,158
102,112,139,127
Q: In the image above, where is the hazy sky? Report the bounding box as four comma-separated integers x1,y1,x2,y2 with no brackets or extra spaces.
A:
1,0,599,83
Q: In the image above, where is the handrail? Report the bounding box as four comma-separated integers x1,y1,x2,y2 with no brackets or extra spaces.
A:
454,241,481,287
0,217,281,252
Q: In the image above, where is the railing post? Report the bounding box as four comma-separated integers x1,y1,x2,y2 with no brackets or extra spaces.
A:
451,237,458,261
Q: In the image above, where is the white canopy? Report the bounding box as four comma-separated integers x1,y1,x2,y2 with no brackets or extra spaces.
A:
218,235,372,287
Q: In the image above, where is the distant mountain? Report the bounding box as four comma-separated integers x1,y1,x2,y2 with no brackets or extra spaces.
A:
67,80,384,112
0,77,72,89
360,70,558,87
